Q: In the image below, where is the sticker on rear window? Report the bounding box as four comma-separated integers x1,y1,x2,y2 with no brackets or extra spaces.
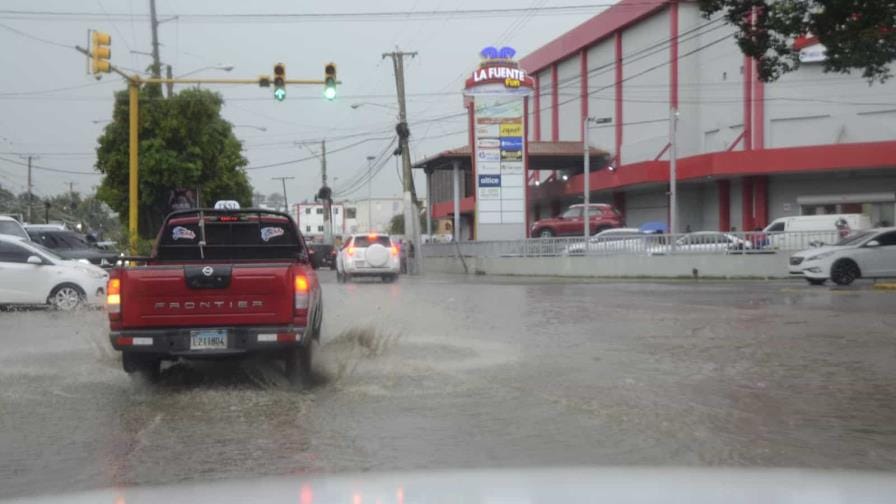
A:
260,226,285,242
172,226,196,240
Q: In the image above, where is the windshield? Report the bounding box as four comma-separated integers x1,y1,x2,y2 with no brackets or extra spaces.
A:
834,230,873,246
561,207,582,219
352,235,391,247
25,241,64,261
0,220,28,239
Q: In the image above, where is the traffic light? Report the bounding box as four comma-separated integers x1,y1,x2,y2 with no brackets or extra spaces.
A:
324,63,337,100
91,31,112,75
273,63,286,101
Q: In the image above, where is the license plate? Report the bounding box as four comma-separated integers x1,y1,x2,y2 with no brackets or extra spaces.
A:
190,329,227,350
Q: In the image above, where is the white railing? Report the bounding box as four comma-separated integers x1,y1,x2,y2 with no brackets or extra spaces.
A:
422,231,842,259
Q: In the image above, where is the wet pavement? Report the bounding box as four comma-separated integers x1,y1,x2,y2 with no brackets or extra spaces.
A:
2,274,896,498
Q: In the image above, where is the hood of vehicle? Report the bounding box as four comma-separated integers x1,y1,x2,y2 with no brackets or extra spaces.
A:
54,248,118,261
791,245,845,258
9,468,896,503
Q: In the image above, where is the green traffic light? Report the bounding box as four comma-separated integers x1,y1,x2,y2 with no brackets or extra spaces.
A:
324,86,336,100
274,87,286,101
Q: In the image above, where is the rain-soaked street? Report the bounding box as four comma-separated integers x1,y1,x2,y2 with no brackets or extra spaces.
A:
3,274,896,498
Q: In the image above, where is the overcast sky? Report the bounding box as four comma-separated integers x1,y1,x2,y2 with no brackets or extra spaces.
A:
0,0,606,206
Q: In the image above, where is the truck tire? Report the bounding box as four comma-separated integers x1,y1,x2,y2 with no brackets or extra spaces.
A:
122,352,161,383
285,343,313,387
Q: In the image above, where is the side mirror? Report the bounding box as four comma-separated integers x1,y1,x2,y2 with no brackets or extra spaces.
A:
26,255,43,265
866,240,880,248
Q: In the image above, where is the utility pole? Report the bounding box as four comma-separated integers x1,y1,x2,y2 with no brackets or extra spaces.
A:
272,176,294,214
18,155,37,223
320,139,333,244
383,49,421,273
148,0,162,78
669,106,679,236
366,156,375,232
165,64,174,97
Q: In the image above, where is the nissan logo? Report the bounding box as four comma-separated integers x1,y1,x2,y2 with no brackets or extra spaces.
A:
201,266,214,277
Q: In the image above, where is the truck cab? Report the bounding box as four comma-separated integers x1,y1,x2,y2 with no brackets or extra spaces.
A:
106,205,322,385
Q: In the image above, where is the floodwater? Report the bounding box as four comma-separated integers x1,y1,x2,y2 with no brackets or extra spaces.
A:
2,274,896,498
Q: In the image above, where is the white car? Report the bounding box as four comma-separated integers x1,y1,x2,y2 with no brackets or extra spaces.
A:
563,228,646,256
0,215,29,241
0,234,108,310
336,233,400,283
649,232,752,255
790,227,896,286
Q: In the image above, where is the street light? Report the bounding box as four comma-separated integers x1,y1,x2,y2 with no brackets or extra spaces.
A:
583,116,613,243
351,102,398,111
366,156,376,232
232,124,267,132
175,64,234,78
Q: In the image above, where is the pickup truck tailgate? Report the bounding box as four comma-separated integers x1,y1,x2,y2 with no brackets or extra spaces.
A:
119,263,295,329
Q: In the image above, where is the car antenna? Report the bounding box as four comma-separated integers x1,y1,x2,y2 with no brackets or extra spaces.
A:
198,208,207,260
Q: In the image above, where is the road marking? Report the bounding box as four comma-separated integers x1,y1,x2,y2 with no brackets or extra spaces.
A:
873,283,896,291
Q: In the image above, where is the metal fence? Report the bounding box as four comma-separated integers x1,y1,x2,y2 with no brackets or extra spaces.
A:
422,230,843,259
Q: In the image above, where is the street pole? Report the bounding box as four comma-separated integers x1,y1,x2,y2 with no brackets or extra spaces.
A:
321,139,332,244
128,80,139,254
383,49,421,273
272,176,294,213
583,118,590,244
165,64,174,97
366,156,375,232
148,0,162,78
669,106,679,236
26,155,33,223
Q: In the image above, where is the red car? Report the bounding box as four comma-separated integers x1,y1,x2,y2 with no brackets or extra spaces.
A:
530,203,624,237
106,205,322,386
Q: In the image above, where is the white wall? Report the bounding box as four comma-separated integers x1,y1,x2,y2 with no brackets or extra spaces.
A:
586,37,616,154
556,56,581,141
537,68,552,140
620,7,672,164
768,172,896,219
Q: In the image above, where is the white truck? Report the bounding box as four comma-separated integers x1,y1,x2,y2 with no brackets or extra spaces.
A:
763,214,871,250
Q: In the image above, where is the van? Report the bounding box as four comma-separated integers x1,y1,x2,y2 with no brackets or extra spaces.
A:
763,213,871,249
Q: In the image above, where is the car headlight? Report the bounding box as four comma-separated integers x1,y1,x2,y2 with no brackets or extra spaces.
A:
806,251,836,262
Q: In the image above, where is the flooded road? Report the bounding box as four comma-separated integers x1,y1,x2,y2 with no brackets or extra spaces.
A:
3,274,896,498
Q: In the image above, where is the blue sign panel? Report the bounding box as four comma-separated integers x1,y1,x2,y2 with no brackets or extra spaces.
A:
478,174,502,187
500,137,523,151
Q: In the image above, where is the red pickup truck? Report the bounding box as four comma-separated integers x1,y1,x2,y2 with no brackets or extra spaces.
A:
106,206,322,386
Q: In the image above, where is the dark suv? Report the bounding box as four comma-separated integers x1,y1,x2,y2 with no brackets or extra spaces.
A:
530,204,624,238
26,229,119,267
309,243,337,270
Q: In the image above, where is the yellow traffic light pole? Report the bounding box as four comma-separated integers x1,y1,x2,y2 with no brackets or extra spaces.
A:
77,43,337,254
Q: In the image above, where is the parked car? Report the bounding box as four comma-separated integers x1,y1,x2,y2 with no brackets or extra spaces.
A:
107,202,322,384
764,213,871,250
563,227,645,256
530,204,624,238
790,227,896,286
26,229,119,268
650,232,752,255
0,215,29,241
0,234,108,310
336,233,400,283
309,243,337,270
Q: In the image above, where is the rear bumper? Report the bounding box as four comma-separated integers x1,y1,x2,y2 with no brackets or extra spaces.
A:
109,325,308,358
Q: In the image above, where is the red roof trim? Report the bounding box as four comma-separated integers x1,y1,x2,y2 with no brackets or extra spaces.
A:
531,141,896,196
519,0,668,73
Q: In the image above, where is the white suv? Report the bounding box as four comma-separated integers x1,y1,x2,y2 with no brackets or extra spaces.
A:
790,227,896,286
0,216,29,241
336,233,400,283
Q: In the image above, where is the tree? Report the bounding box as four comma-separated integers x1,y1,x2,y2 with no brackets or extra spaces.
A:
266,192,285,211
387,212,431,235
698,0,896,82
95,87,252,238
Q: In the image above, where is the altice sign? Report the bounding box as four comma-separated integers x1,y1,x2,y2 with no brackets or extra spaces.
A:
464,46,534,240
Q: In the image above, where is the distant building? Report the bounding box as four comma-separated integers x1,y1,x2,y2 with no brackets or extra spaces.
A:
294,202,345,241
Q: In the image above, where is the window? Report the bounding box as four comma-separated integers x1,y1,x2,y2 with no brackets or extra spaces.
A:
874,231,896,246
767,222,785,232
0,221,28,239
561,207,582,219
316,208,323,215
334,208,340,215
306,226,311,232
305,208,311,215
0,241,32,263
317,226,324,232
352,235,391,247
346,208,357,219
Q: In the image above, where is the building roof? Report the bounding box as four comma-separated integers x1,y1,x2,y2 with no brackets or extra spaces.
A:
413,141,609,172
519,0,667,73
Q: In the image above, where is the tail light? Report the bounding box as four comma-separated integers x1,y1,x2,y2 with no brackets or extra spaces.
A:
390,245,399,256
294,274,309,316
347,246,355,257
106,277,121,316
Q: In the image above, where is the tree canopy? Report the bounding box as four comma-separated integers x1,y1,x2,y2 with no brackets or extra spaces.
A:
95,86,252,238
698,0,896,82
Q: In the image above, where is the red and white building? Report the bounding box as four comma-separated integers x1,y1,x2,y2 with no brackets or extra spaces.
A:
415,0,896,238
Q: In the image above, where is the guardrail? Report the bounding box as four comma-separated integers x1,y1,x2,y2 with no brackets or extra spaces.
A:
422,231,843,259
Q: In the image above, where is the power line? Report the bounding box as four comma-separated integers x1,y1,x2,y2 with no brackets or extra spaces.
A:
0,155,101,175
244,136,394,170
0,21,72,47
0,4,670,23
